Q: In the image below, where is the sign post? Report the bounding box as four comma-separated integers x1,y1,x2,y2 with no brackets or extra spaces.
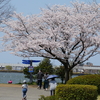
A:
22,60,40,83
28,66,34,73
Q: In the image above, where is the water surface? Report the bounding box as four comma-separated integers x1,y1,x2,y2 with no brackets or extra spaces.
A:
0,72,29,84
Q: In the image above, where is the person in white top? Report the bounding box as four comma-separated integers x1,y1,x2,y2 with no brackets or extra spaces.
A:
22,80,28,99
49,78,57,96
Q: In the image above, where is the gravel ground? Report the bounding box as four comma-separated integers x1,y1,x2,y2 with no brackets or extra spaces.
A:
0,84,50,100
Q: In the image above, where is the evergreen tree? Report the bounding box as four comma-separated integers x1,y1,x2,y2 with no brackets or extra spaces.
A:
54,66,65,84
35,58,53,74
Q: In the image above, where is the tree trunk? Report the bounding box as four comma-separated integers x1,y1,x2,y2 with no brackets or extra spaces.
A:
63,63,70,84
61,78,64,84
64,69,69,84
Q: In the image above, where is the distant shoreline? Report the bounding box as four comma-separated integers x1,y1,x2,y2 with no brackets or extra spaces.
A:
0,70,23,73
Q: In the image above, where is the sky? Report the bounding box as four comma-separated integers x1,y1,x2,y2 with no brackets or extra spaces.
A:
0,0,100,66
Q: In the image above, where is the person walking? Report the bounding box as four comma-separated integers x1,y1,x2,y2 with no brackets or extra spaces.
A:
37,70,44,89
43,72,49,90
49,78,57,96
22,80,28,100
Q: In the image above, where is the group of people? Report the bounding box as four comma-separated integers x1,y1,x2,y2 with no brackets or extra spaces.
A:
21,69,57,99
37,70,49,90
37,70,57,95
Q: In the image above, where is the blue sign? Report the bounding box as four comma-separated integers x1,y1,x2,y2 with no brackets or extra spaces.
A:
22,60,40,64
22,60,30,64
28,66,34,73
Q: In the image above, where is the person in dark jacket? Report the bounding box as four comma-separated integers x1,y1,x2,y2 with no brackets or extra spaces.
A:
43,72,49,90
37,70,44,89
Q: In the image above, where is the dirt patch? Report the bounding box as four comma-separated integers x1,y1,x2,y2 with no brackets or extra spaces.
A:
0,84,21,87
0,84,37,88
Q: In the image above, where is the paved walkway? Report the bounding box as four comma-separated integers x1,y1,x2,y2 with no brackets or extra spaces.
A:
0,84,50,100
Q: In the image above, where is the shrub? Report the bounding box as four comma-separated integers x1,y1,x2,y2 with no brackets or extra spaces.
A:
56,84,98,100
39,95,55,100
67,74,100,94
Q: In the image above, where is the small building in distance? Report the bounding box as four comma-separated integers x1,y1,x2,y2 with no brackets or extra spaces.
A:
73,62,100,74
0,63,36,71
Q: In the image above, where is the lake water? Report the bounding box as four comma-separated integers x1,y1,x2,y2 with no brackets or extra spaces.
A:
0,72,29,84
0,72,78,84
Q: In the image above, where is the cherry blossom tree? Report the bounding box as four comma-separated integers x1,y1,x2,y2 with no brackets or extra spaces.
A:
1,1,100,83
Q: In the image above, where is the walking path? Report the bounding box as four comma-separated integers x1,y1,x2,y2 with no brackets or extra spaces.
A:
0,84,50,100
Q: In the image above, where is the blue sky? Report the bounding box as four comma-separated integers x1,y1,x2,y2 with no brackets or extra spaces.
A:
0,0,100,66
